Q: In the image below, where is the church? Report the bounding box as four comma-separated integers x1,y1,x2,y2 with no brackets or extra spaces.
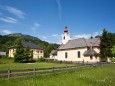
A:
50,26,100,63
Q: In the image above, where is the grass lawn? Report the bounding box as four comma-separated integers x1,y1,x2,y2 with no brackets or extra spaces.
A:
0,64,115,86
0,58,74,70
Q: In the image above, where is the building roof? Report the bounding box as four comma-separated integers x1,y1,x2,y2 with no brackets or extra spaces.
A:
58,38,100,50
83,49,99,56
21,41,43,50
50,50,57,55
85,38,100,47
9,41,44,50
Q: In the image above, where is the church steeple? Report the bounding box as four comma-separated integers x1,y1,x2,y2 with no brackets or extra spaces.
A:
62,26,70,44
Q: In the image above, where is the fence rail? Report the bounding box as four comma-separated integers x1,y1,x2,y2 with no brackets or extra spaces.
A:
0,62,114,79
0,65,90,79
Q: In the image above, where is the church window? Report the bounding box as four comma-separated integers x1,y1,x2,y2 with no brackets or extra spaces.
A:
65,52,68,58
78,51,80,58
63,36,65,40
90,56,93,60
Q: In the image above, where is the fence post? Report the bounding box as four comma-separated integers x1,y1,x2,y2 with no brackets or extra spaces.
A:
52,67,55,73
33,68,36,75
8,69,10,80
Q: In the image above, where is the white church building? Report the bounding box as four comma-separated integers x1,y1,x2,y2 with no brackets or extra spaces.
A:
50,26,101,63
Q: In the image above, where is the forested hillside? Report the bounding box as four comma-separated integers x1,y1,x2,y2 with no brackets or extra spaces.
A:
0,33,59,58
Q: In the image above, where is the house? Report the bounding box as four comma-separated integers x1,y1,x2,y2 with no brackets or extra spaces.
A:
9,41,44,59
50,50,57,60
51,26,100,63
0,52,6,56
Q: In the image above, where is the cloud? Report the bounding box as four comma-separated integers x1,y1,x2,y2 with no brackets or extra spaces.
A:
31,22,41,32
52,34,58,37
51,34,61,43
0,17,17,24
34,22,40,27
92,31,102,37
41,36,47,39
73,31,102,39
73,34,91,39
56,0,62,23
1,30,13,34
5,6,25,19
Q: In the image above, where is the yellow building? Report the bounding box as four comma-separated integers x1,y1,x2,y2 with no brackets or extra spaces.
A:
9,41,44,60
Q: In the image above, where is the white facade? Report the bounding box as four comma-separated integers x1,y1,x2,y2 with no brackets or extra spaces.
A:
57,47,100,63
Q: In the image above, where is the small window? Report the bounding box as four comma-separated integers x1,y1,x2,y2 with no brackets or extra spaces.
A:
37,50,39,53
65,52,68,58
78,51,80,58
90,56,93,60
40,51,42,53
63,36,65,40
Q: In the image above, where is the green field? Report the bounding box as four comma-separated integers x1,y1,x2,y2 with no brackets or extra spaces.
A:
0,64,115,86
0,58,74,70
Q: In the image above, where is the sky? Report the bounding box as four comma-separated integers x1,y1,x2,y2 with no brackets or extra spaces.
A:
0,0,115,43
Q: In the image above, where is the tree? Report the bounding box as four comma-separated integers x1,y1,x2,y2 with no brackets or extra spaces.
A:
111,46,115,57
99,29,113,61
14,41,33,63
14,41,25,62
23,46,33,62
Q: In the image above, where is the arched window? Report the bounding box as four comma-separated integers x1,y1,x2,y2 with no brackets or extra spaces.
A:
65,52,68,58
63,36,65,40
78,51,80,58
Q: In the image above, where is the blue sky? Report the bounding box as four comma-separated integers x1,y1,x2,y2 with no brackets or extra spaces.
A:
0,0,115,43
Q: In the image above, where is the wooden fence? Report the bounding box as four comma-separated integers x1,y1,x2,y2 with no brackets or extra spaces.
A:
0,62,113,79
0,65,91,79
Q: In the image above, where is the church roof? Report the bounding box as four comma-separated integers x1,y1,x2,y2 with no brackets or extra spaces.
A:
58,38,100,50
50,50,57,55
83,49,99,56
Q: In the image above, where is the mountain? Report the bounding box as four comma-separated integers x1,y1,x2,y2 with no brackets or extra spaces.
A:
7,33,41,41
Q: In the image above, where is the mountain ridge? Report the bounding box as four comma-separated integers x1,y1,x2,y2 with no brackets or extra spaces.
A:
6,33,41,42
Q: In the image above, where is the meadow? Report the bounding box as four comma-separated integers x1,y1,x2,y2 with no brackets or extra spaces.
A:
0,63,115,86
0,58,74,70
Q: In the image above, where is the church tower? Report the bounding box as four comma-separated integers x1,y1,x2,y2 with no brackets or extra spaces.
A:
62,26,70,44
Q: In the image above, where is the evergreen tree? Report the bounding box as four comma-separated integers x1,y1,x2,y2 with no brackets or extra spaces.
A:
99,29,113,61
14,40,33,63
23,46,33,62
14,41,25,62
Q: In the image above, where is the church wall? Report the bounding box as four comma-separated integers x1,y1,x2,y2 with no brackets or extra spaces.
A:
57,48,87,61
57,48,100,63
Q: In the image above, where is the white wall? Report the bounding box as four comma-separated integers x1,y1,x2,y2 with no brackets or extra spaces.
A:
57,47,100,63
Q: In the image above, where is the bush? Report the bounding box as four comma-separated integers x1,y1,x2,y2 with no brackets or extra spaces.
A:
38,57,45,62
111,57,115,62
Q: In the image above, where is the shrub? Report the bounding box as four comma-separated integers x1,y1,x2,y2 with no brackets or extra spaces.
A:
38,57,45,62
